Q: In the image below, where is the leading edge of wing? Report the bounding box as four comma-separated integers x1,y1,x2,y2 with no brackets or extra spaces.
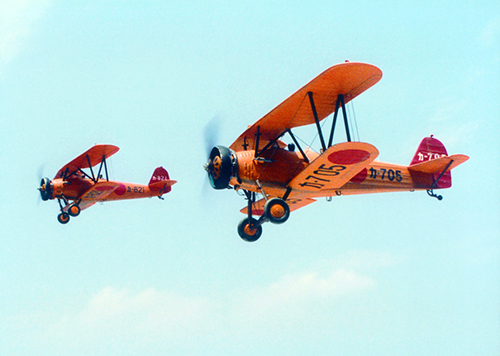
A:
288,141,379,192
230,62,382,151
55,144,119,179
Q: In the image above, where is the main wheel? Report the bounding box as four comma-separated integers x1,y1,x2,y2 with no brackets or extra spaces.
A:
264,198,290,224
57,212,70,224
68,204,81,217
237,217,262,242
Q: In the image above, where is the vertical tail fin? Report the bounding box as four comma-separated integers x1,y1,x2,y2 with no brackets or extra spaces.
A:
410,136,451,188
148,167,176,195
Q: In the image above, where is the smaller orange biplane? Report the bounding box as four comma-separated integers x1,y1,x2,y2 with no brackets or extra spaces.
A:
38,145,176,224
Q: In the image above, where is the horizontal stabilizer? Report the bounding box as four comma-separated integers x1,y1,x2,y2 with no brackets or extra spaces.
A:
408,154,469,174
148,180,177,190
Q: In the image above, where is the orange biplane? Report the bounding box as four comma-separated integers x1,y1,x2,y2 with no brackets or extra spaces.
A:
39,145,176,224
204,62,469,242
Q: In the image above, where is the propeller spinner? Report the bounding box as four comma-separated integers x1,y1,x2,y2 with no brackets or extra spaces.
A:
38,177,53,201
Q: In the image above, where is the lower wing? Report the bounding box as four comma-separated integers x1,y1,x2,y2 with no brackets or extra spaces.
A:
287,142,379,192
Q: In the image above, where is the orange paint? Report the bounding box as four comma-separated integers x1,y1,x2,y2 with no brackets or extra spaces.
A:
205,62,469,242
39,145,176,224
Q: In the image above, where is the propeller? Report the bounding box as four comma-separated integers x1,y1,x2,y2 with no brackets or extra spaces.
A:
202,115,235,192
203,115,222,157
36,164,48,204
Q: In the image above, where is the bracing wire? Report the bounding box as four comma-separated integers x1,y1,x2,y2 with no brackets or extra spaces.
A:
348,100,360,141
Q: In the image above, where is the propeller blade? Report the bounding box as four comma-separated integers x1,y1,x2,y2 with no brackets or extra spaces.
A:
203,115,222,156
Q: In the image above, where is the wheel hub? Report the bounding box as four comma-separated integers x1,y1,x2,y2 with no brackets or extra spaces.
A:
270,204,286,219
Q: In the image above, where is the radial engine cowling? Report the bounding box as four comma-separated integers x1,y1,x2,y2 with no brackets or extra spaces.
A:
204,146,237,190
39,177,53,201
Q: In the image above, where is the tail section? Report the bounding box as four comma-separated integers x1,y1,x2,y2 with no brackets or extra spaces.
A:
409,136,469,189
148,167,177,196
410,135,448,166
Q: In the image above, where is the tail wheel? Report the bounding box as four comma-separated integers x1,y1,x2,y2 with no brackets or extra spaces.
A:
57,212,70,224
264,198,290,224
237,217,262,242
68,204,81,217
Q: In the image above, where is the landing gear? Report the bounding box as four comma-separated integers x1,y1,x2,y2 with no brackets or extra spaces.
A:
237,190,290,242
264,198,290,224
56,198,81,224
427,189,443,201
427,159,454,201
238,217,263,242
57,212,70,224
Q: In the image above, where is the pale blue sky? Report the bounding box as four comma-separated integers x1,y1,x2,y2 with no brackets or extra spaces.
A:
1,1,499,355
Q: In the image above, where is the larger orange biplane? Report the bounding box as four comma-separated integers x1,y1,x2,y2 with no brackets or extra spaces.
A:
204,62,469,242
39,144,176,224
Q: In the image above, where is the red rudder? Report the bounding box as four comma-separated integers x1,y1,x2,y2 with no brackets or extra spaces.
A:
410,136,451,188
149,167,173,194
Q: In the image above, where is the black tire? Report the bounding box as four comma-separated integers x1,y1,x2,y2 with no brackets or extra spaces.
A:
57,212,70,224
68,204,80,217
237,217,262,242
264,198,290,224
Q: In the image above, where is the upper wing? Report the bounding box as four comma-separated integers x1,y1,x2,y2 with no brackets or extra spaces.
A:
287,142,379,192
230,62,382,151
240,197,316,215
55,144,119,179
408,154,469,173
79,181,120,201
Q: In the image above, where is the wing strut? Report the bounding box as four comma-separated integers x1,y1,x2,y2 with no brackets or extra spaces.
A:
86,155,96,182
286,128,309,163
254,126,261,158
308,92,353,151
85,154,110,183
308,92,327,151
254,127,310,164
328,94,352,146
95,155,110,182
